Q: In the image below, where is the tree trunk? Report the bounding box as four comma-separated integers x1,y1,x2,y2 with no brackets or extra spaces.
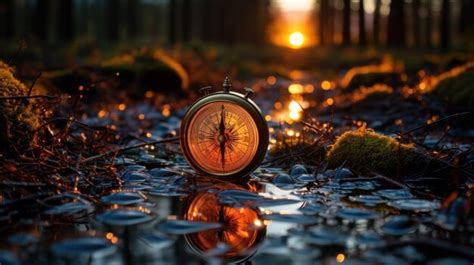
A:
373,0,381,44
168,0,177,44
358,0,366,46
425,0,432,48
126,0,138,39
0,0,15,39
319,0,328,45
105,0,119,42
35,0,51,42
57,0,74,42
440,0,450,51
342,0,351,45
387,0,405,46
181,0,191,42
412,0,420,47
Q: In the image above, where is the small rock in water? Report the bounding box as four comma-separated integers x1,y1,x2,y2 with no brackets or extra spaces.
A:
149,168,178,178
121,171,151,183
157,220,222,235
380,216,418,236
45,202,93,216
294,174,316,183
101,192,145,205
389,199,440,212
124,164,147,172
272,173,296,189
375,189,414,200
262,213,317,225
334,167,354,180
96,209,154,226
337,208,381,220
51,237,117,258
349,195,386,206
289,164,308,177
138,232,174,250
305,227,349,246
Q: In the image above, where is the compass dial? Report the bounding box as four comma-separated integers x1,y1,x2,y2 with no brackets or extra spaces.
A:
186,101,259,175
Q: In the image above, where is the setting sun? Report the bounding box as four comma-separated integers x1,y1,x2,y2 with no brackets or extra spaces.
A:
289,31,304,48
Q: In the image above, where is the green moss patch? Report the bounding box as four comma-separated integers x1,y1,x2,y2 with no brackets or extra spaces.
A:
340,63,403,92
0,61,41,151
429,65,474,110
326,127,422,178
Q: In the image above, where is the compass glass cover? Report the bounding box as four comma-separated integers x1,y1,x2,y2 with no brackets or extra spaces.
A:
187,101,259,175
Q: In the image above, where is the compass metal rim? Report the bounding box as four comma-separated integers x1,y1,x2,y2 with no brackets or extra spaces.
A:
180,92,269,179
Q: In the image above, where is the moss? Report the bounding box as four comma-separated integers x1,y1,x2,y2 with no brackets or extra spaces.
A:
326,127,422,178
428,64,474,110
351,84,394,104
0,61,41,151
99,50,189,95
340,62,403,92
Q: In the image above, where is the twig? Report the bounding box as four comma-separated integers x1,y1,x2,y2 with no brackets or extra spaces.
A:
0,95,57,100
399,112,471,136
81,137,179,163
27,72,42,97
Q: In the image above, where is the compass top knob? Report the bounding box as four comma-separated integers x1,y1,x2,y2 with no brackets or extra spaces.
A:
223,76,232,93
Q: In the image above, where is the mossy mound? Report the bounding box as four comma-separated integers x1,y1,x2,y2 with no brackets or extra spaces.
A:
428,64,474,110
340,63,402,92
99,50,189,96
326,127,423,179
43,67,96,95
351,84,394,104
0,61,41,152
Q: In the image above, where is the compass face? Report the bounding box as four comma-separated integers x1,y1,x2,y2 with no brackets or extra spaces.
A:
186,100,260,176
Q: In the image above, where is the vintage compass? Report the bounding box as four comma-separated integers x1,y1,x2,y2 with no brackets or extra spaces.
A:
180,77,269,178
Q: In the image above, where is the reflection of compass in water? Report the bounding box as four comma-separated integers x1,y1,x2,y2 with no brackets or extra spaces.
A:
180,77,269,178
181,182,266,262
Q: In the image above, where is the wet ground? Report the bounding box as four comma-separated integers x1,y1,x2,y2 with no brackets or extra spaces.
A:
1,75,473,265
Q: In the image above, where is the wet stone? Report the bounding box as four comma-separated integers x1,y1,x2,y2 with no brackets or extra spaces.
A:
121,171,151,183
272,174,296,189
148,187,186,197
51,237,117,258
355,232,383,247
334,168,354,180
337,208,381,220
380,216,418,236
262,213,317,225
124,164,147,172
114,157,135,166
101,192,145,205
45,202,93,216
218,189,262,204
375,189,414,200
305,227,349,246
294,174,316,183
157,220,222,235
149,168,178,178
389,199,440,212
121,184,152,191
298,203,326,215
289,164,308,177
138,232,174,250
349,195,386,206
96,209,154,226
